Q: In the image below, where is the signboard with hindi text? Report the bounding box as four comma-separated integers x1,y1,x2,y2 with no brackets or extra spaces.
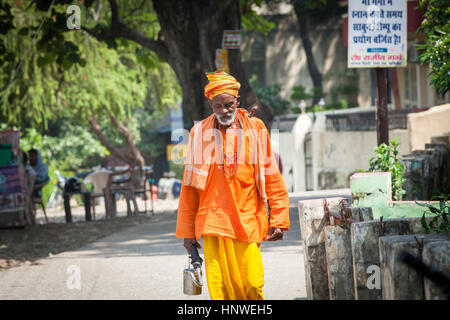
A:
348,0,407,68
222,30,241,49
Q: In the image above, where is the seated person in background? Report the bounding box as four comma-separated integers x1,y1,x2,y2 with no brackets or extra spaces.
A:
28,148,49,198
19,149,36,177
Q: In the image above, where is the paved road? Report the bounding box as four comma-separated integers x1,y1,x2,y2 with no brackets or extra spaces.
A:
0,206,306,300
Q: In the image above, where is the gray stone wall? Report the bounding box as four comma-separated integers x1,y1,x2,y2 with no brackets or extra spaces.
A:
379,234,448,300
403,134,450,200
298,197,449,300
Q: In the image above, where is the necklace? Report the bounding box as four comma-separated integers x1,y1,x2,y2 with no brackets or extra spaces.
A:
217,117,239,177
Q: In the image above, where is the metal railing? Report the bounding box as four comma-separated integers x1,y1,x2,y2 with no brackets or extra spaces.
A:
325,108,428,131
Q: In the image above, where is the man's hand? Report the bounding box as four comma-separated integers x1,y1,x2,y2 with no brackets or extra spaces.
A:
184,238,201,254
264,228,285,241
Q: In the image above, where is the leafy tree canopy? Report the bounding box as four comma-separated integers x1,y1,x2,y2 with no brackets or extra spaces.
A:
0,0,181,129
416,0,450,95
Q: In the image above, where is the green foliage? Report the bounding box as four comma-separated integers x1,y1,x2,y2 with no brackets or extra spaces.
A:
290,0,345,21
0,0,181,128
249,75,292,115
169,161,185,180
368,138,406,201
1,124,109,172
0,2,14,35
241,0,276,35
417,192,450,235
324,98,348,111
0,123,107,205
324,69,359,110
290,67,359,113
290,85,312,102
415,0,450,95
290,85,311,113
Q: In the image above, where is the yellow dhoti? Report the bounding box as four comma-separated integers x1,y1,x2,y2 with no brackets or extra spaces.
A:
202,235,264,300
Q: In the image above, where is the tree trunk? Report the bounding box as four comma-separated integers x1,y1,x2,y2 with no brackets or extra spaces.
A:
109,114,146,167
87,114,146,167
295,8,324,105
152,0,273,129
83,0,274,130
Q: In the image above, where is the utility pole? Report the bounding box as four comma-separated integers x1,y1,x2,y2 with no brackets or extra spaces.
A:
375,68,389,145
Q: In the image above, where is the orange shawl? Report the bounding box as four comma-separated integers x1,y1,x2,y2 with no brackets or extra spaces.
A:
182,108,278,201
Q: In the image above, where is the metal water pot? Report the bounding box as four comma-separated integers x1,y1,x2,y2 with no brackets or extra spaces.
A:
183,245,203,295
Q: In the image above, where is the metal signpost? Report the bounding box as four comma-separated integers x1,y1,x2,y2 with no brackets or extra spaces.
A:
348,0,407,145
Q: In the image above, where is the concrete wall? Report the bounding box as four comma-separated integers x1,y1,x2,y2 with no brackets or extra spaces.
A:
286,104,450,192
297,179,449,300
396,62,450,110
298,197,350,300
242,6,359,107
291,114,313,192
379,234,448,300
350,172,442,219
242,4,449,192
422,241,450,300
264,13,350,100
245,7,450,109
311,113,410,190
402,137,450,200
274,131,295,192
408,104,450,151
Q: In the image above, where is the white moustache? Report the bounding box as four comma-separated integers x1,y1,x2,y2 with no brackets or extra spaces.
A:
216,110,237,126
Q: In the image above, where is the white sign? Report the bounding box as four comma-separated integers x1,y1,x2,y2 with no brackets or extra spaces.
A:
348,0,407,68
222,30,241,49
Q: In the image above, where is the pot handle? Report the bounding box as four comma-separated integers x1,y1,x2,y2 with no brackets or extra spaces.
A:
189,268,203,288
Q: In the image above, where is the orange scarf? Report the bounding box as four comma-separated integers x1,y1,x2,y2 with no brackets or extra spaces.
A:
182,108,278,200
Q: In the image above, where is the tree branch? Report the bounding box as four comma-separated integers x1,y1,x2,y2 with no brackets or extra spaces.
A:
87,115,135,164
109,114,145,167
123,0,147,19
109,0,120,27
81,0,170,61
80,26,109,42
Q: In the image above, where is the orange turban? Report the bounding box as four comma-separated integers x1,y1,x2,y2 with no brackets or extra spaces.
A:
204,71,241,100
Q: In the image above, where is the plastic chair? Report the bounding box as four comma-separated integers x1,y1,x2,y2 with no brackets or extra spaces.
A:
131,166,154,215
104,167,137,218
84,170,111,220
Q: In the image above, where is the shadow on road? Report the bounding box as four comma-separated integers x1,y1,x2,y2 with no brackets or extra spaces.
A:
70,206,303,259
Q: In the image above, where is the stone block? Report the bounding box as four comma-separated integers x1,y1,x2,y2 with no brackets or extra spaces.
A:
324,207,373,300
403,137,450,200
350,217,426,300
402,157,425,200
298,197,349,300
379,234,447,300
347,207,374,222
431,135,450,146
325,225,354,300
422,240,450,300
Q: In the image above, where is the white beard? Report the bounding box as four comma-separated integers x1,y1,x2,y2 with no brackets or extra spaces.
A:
216,109,237,127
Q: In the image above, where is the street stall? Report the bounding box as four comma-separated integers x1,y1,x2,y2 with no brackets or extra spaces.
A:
0,130,29,228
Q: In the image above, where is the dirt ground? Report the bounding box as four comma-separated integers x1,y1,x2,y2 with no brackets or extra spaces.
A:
0,214,153,270
0,198,179,270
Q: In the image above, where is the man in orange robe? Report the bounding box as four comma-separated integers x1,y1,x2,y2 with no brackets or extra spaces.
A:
176,71,289,300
